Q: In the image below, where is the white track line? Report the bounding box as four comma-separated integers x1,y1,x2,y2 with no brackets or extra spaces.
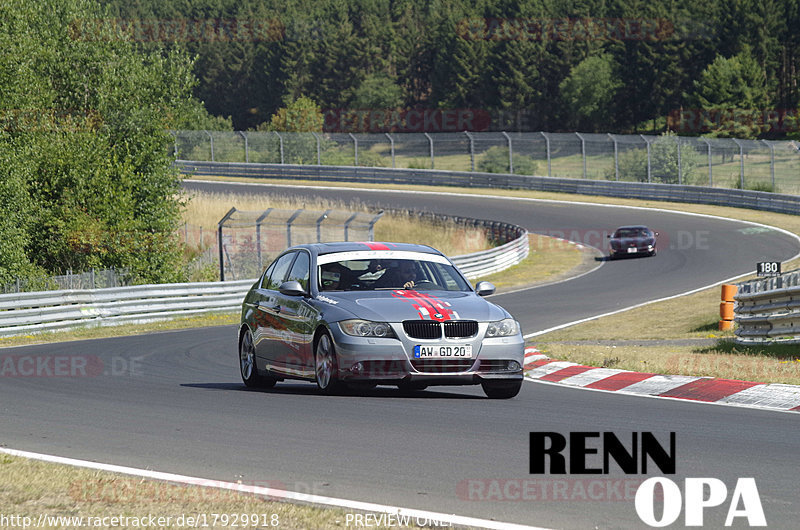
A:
0,447,548,530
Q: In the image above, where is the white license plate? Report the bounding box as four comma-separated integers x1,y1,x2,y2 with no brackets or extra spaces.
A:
627,247,638,253
414,344,473,358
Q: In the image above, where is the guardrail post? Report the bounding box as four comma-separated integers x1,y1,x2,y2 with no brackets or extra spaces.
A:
204,130,214,162
349,132,358,166
218,207,237,281
502,131,513,174
256,208,273,271
238,131,249,163
575,132,586,179
286,209,303,247
540,132,551,177
761,140,775,189
368,210,384,240
343,212,359,241
385,133,395,168
640,134,651,183
701,138,713,186
464,131,475,172
312,132,321,165
733,138,745,189
424,132,434,169
608,133,619,181
274,131,284,164
316,209,331,242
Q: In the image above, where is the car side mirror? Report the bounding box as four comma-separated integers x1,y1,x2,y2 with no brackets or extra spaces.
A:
475,281,496,297
279,280,307,297
654,232,659,237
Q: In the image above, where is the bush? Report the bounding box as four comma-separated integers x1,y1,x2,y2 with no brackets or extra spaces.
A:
477,146,538,175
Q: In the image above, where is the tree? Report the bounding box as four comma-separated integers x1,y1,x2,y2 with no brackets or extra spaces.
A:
689,47,770,137
261,95,323,132
0,0,202,283
559,54,620,131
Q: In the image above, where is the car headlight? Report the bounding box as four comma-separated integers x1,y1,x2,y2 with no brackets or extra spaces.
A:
339,320,396,338
486,318,519,337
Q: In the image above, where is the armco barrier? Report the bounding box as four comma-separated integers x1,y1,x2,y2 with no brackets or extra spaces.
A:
0,225,529,336
734,270,800,344
177,161,800,216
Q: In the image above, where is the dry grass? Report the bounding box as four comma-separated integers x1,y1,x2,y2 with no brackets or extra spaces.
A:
0,454,420,529
182,191,489,257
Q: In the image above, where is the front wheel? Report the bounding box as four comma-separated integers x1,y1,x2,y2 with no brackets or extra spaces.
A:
239,329,276,388
315,331,343,394
481,380,522,399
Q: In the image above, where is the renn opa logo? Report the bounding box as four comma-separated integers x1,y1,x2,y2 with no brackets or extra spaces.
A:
529,432,766,527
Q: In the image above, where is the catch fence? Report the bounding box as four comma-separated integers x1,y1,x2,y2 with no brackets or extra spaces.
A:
172,131,800,194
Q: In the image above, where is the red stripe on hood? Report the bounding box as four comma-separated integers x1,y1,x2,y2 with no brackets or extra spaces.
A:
391,290,454,321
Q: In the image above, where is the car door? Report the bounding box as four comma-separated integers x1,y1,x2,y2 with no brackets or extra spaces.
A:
252,251,297,371
272,250,317,378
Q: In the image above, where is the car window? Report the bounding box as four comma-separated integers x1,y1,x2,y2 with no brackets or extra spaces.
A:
264,252,296,291
286,251,310,291
259,261,277,289
318,258,470,292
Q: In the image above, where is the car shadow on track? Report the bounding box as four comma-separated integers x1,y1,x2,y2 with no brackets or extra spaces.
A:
180,382,484,399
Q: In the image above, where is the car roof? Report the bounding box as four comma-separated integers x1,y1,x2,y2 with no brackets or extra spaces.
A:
289,241,443,257
614,225,651,230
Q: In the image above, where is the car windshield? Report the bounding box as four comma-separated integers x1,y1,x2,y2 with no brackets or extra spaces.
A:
614,228,649,238
318,258,471,292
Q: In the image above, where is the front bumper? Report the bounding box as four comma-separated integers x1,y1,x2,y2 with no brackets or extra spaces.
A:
328,321,525,385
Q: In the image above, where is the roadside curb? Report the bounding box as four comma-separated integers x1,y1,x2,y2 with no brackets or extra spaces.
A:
523,347,800,413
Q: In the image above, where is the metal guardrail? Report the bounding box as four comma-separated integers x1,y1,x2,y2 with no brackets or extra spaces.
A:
177,161,800,216
734,270,800,344
0,221,529,336
0,280,254,336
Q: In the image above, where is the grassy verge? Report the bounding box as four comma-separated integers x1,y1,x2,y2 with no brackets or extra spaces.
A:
0,453,436,529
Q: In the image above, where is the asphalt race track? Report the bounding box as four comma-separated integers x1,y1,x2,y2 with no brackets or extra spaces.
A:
2,181,800,528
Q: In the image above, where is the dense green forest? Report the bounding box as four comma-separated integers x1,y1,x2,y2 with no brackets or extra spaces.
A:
99,0,800,138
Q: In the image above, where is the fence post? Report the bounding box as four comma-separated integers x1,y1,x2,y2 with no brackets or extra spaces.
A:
312,132,321,165
218,207,237,281
256,208,273,272
343,212,359,241
502,131,513,174
464,131,475,172
762,140,775,189
640,134,651,183
540,132,551,178
733,138,745,189
316,209,331,242
368,210,384,240
286,209,303,247
424,132,434,169
701,138,713,186
385,133,395,168
169,130,178,157
675,136,682,185
204,130,214,162
576,132,586,179
349,133,358,166
238,131,249,163
274,131,284,164
608,133,619,181
91,268,95,289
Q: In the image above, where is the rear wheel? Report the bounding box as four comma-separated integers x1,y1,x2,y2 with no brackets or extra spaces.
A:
315,331,343,394
239,329,277,388
481,380,522,399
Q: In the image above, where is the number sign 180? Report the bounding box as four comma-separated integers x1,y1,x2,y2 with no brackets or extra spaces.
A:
756,261,781,277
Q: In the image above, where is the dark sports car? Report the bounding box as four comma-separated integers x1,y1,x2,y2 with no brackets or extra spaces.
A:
238,242,525,398
607,225,658,259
